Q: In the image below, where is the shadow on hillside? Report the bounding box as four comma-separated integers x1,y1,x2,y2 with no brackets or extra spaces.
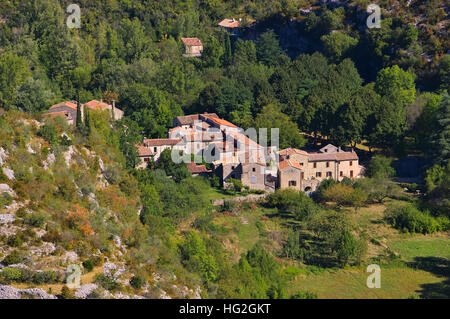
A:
407,256,450,299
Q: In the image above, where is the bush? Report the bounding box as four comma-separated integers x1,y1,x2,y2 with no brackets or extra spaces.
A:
0,267,22,283
385,204,447,234
366,156,395,178
129,275,144,289
95,274,119,291
23,212,47,228
266,189,320,221
2,250,25,266
82,259,94,272
38,124,58,145
322,184,368,208
61,286,75,299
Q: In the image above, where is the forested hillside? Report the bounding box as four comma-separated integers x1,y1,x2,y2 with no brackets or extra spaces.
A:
0,0,449,299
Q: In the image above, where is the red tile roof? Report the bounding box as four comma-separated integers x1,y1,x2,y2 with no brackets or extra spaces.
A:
143,138,182,147
308,152,358,162
279,148,309,157
49,101,78,111
136,145,153,157
181,37,203,47
204,115,238,128
186,163,211,174
279,160,303,171
84,100,111,110
176,113,218,126
218,19,241,28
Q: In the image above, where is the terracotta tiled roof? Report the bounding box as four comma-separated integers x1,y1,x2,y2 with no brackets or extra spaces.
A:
279,148,309,156
279,160,303,171
204,116,238,128
84,100,111,110
186,162,211,174
143,138,182,147
218,19,241,28
176,113,218,126
181,37,203,47
49,101,78,111
136,145,153,157
308,152,358,162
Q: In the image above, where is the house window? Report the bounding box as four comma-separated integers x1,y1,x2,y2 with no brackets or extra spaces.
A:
324,149,328,152
252,167,256,172
301,172,304,180
144,158,150,162
350,170,354,178
316,172,322,178
154,147,157,153
231,166,235,170
340,171,343,177
350,161,353,166
313,163,317,168
326,171,332,177
326,162,330,168
289,181,297,187
300,163,304,166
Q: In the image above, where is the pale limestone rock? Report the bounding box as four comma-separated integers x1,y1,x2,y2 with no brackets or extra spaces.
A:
1,168,14,181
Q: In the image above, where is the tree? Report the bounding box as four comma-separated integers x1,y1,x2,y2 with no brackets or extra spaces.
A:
14,78,55,113
366,156,395,178
321,32,358,61
433,94,450,165
0,52,31,108
253,104,306,149
438,54,450,93
155,149,191,182
256,30,283,66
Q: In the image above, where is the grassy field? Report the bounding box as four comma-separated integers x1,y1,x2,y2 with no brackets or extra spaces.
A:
212,199,450,299
286,266,443,299
388,236,450,261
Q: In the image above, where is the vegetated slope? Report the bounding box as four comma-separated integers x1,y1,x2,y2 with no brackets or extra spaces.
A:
0,110,203,299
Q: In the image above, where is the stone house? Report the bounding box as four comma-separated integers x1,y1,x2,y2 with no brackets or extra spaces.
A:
218,18,241,35
44,101,79,125
278,144,362,192
45,99,124,125
181,38,203,57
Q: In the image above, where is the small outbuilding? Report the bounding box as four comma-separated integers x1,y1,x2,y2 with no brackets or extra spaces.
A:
181,37,203,57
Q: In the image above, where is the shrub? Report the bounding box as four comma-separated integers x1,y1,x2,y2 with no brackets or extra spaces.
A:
82,259,94,272
385,204,447,234
38,124,58,145
61,286,75,299
0,267,22,283
322,184,368,208
23,212,47,228
2,250,25,266
95,274,119,291
366,156,395,178
129,275,144,289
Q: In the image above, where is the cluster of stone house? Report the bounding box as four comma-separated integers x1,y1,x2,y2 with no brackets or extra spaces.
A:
136,113,363,192
44,99,124,125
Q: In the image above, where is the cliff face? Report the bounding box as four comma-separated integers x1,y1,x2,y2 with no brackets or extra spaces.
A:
0,111,201,299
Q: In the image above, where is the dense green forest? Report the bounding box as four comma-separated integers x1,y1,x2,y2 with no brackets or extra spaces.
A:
0,0,449,299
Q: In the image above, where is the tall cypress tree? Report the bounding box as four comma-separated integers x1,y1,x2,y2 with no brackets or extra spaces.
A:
84,105,91,136
76,99,83,129
223,32,232,66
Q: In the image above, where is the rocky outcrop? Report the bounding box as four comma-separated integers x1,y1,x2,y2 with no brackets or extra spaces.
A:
1,168,14,181
75,284,98,299
0,214,14,224
0,285,56,299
